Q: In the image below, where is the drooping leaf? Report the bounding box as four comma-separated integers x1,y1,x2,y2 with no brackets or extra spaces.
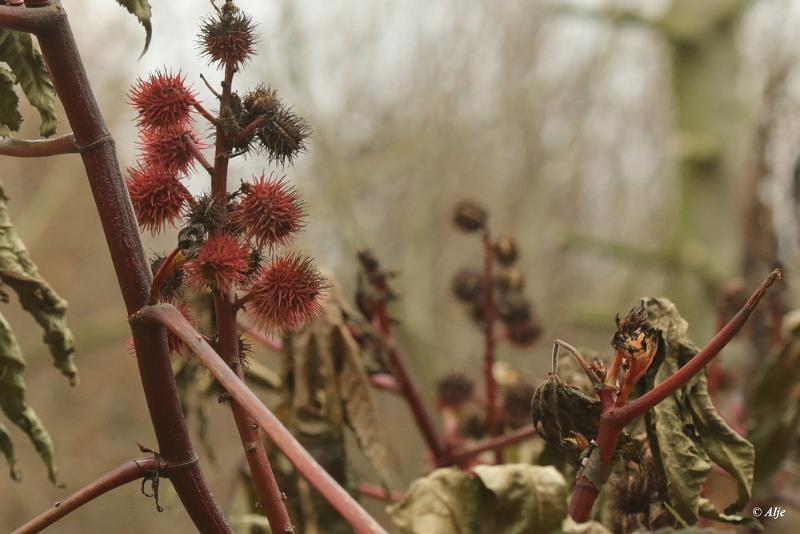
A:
387,464,567,534
746,316,800,488
0,65,21,136
641,297,756,527
0,185,77,384
0,30,57,137
115,0,153,56
285,277,397,487
0,183,77,483
0,312,59,483
0,419,20,480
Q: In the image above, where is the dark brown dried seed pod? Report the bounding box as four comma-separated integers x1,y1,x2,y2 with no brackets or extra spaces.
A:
453,201,487,232
496,292,531,323
493,235,518,266
184,193,230,233
506,319,542,347
458,408,487,440
256,106,311,165
436,373,475,409
198,3,256,69
452,268,483,303
357,249,381,274
495,268,525,292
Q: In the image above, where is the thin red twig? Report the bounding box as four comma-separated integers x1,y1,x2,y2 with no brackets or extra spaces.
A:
233,114,267,146
12,457,162,534
214,294,293,533
0,133,77,157
134,303,387,534
446,425,537,465
238,316,283,352
481,230,501,462
184,132,213,174
193,100,219,126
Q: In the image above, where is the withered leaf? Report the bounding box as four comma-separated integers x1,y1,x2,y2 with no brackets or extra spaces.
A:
388,464,567,534
0,184,75,483
285,276,397,486
0,312,58,483
746,316,800,488
641,297,756,527
559,517,613,534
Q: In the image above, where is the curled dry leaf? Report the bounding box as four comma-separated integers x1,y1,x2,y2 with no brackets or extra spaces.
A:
284,276,397,488
0,184,76,483
641,297,757,528
746,313,800,488
388,464,567,534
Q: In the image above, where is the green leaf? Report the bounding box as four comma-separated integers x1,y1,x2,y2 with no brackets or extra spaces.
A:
0,65,21,136
641,297,755,527
115,0,153,56
0,30,57,137
387,464,567,534
0,182,77,483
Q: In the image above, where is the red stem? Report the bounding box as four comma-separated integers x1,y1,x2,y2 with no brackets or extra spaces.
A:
232,114,267,146
0,133,77,157
568,269,781,522
193,100,219,126
25,5,229,531
214,294,293,533
481,230,501,462
148,247,180,304
446,425,537,465
183,132,213,174
134,303,387,534
211,63,234,199
12,457,162,534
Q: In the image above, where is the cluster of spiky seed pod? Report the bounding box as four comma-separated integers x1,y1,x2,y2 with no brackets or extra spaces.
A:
126,0,324,344
451,201,542,348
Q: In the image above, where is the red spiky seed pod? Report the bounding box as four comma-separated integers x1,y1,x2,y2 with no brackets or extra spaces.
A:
243,254,325,333
453,201,487,232
140,127,205,174
183,233,250,292
198,3,256,69
230,175,305,249
129,70,196,131
126,164,192,234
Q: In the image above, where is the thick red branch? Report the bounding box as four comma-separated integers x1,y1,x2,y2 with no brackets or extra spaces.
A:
27,5,230,531
12,457,161,534
134,303,387,534
0,133,77,157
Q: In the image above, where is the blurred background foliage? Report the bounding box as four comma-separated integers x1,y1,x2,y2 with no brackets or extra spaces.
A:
2,0,800,531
